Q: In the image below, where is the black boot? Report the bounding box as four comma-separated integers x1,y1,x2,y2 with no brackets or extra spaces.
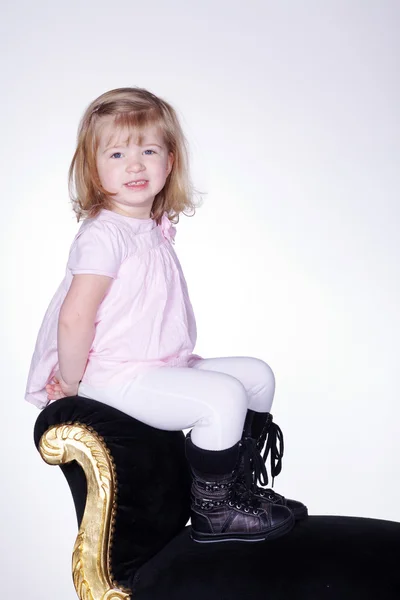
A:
236,410,308,521
185,435,295,543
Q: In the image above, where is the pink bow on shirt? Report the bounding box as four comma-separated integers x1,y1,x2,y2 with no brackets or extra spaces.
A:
160,212,177,244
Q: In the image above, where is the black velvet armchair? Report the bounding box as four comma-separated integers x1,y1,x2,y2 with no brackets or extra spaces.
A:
34,396,400,599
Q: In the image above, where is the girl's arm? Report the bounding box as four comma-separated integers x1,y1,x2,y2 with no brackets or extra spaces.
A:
57,274,113,386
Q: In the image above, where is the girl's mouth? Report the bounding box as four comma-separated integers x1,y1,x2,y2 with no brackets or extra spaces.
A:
125,180,149,190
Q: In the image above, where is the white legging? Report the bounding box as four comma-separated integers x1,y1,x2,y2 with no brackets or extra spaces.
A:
78,356,275,451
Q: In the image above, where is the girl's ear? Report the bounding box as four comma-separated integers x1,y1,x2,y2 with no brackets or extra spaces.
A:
167,152,174,176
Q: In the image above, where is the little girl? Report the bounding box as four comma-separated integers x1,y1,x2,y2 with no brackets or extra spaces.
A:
25,86,306,544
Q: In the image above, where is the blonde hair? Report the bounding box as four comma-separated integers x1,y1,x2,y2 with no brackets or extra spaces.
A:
68,87,199,225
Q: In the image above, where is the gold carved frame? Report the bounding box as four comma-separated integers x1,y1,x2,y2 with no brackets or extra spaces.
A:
39,423,132,600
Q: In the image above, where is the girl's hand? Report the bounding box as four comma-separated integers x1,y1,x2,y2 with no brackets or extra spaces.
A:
45,370,79,402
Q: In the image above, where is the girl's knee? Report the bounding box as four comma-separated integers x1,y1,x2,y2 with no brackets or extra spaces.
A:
190,375,248,450
253,358,276,391
210,374,248,417
246,358,276,413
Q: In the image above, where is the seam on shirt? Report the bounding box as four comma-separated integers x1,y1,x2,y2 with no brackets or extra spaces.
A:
118,232,168,268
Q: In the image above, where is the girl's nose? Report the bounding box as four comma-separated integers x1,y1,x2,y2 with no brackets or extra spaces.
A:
127,160,145,172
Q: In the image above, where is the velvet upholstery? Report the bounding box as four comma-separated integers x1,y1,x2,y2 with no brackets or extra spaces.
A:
34,396,192,587
131,517,400,599
34,396,400,599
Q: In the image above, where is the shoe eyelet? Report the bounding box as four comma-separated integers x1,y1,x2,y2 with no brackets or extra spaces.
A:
244,507,250,513
228,501,234,507
253,509,259,515
236,504,242,510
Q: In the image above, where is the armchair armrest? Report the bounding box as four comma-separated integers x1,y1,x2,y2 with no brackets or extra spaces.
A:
39,421,131,600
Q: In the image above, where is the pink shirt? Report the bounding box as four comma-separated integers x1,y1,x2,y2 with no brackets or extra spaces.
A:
25,209,202,409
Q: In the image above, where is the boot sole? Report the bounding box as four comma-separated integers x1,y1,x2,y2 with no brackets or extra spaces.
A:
190,512,295,544
293,505,308,520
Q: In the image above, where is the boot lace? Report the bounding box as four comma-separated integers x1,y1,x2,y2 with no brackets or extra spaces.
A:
237,420,284,506
227,483,261,514
240,436,267,489
257,416,284,486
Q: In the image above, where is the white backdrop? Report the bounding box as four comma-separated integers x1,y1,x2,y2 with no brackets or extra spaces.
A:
1,1,399,597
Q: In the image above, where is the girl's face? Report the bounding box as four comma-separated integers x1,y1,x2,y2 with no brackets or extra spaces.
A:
96,116,174,218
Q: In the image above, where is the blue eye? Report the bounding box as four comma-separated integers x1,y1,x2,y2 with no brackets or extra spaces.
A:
144,149,156,155
111,152,123,158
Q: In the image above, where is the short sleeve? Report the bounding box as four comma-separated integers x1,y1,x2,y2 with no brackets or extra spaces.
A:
67,220,126,279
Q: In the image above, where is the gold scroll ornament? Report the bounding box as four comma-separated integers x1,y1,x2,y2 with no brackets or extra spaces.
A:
39,423,132,600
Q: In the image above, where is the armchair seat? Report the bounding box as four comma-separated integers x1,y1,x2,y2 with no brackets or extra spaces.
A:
132,516,400,599
34,396,400,600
